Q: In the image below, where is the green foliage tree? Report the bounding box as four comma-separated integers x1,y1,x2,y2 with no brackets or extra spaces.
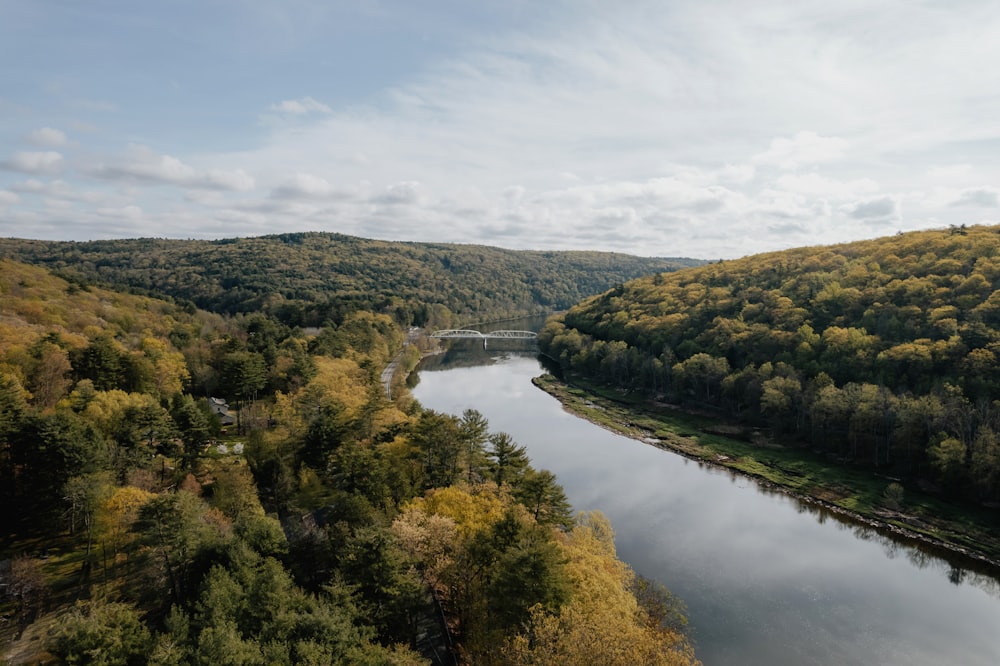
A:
541,225,1000,503
488,432,530,487
514,468,574,529
49,601,153,666
459,408,490,483
172,394,211,470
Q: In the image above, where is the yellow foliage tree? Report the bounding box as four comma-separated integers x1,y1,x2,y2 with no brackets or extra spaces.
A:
79,390,161,438
140,336,190,398
497,512,698,666
97,485,155,571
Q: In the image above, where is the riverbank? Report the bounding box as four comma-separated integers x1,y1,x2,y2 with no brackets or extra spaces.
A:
532,373,1000,571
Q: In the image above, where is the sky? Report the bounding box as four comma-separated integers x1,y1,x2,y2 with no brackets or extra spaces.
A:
1,0,999,260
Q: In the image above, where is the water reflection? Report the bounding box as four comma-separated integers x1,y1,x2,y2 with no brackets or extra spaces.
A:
414,351,1000,666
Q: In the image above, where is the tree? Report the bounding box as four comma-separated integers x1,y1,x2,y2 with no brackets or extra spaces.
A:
514,468,573,529
73,334,128,392
15,410,99,522
220,351,267,433
98,485,156,575
341,526,425,645
411,410,463,490
140,336,190,398
49,601,153,666
672,353,729,403
64,473,114,575
9,555,47,633
484,518,570,631
301,403,353,470
136,491,227,604
459,408,490,483
499,511,698,666
27,339,72,408
172,394,211,470
0,373,28,528
327,441,391,509
929,436,967,490
760,375,803,433
488,432,530,487
210,463,265,522
970,426,1000,501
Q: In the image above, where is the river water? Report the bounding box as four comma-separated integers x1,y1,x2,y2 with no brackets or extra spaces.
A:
412,342,1000,665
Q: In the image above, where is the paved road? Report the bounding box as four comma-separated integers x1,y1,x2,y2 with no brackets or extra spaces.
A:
381,328,423,400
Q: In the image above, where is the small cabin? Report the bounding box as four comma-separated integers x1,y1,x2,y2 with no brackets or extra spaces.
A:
209,397,236,426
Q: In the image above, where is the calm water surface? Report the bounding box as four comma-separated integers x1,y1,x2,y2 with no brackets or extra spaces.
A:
412,346,1000,666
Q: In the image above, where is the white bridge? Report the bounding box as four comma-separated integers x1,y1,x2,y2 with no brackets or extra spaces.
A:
429,329,538,340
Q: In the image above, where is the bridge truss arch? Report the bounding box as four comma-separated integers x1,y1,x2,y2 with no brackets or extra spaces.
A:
429,329,538,340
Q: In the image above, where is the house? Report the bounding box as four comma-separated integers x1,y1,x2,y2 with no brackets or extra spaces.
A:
209,397,236,426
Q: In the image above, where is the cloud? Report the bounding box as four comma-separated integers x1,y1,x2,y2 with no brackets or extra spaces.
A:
373,181,424,205
949,187,999,208
96,205,144,221
270,96,332,115
203,169,255,191
843,196,900,221
88,144,254,191
0,151,64,175
25,127,68,147
753,132,848,169
270,173,355,199
776,173,880,198
5,1,1000,259
0,190,19,205
9,179,104,204
9,179,46,193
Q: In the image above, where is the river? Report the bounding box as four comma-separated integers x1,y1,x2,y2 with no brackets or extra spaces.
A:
411,339,1000,665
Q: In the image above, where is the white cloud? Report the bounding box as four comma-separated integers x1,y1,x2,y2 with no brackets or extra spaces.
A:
9,179,47,193
270,173,352,199
374,181,425,205
4,0,1000,258
842,196,900,221
10,179,104,204
1,151,64,175
204,169,255,191
25,127,68,147
949,187,1000,208
776,173,880,199
96,205,144,221
270,96,332,115
926,164,974,184
0,190,19,205
89,144,255,191
753,132,848,170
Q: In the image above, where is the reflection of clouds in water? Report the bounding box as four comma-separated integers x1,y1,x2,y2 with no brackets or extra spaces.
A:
414,353,1000,666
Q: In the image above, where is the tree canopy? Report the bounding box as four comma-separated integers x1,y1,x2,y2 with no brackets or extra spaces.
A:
540,224,1000,503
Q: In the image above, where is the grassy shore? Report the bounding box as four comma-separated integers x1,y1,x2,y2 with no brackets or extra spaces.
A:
533,373,1000,569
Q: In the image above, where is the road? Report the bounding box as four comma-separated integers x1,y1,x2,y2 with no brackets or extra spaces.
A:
381,327,423,400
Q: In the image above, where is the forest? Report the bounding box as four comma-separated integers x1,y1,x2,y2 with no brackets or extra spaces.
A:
0,233,699,329
539,225,1000,507
0,258,697,665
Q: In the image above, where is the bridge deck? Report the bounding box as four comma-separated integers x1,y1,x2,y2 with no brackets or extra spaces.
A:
429,329,537,339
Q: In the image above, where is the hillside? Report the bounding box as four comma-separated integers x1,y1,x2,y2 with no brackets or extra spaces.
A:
0,233,701,327
540,225,1000,506
1,260,697,664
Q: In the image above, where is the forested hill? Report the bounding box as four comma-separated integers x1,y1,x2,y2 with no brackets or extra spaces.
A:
1,259,698,664
0,233,701,327
540,224,1000,503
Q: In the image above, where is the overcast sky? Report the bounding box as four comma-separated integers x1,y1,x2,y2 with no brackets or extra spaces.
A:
2,0,999,259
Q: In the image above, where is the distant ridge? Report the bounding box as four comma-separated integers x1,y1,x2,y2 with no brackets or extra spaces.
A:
0,232,703,327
